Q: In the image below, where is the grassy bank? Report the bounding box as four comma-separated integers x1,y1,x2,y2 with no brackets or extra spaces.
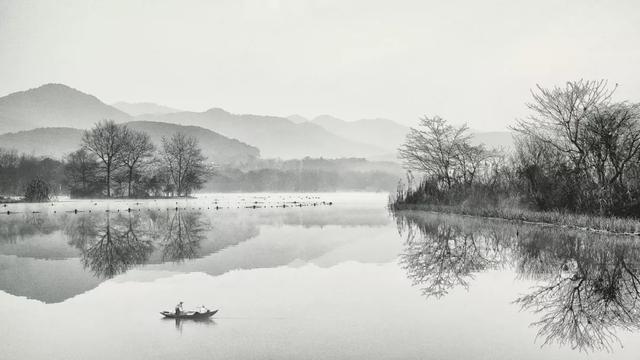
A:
390,202,640,236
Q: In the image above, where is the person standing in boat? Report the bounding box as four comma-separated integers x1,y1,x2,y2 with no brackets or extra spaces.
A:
175,301,184,316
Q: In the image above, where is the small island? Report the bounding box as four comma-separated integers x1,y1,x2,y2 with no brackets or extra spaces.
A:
392,80,640,235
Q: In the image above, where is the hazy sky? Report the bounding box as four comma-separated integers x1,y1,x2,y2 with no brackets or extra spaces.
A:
1,0,640,130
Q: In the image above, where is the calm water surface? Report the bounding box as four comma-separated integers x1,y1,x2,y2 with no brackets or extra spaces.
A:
1,193,639,359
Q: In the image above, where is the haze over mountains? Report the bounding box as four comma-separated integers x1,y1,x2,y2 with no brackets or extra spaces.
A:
311,115,409,153
111,102,182,116
0,83,514,162
136,109,388,159
290,115,515,153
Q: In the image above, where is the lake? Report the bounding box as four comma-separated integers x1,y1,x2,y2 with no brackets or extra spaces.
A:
1,192,639,359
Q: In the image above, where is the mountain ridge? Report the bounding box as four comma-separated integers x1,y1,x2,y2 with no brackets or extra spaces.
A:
0,84,130,132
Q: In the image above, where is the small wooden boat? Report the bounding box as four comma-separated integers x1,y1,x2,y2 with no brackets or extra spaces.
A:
160,310,218,319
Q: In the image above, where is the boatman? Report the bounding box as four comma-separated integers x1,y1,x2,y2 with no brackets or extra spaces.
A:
175,301,184,316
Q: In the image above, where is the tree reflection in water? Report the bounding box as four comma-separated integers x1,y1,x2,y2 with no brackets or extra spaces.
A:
0,213,60,244
159,210,205,262
398,215,507,298
67,213,154,278
65,210,207,278
394,211,640,352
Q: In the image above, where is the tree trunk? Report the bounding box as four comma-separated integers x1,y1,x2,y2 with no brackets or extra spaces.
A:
106,165,111,197
128,167,133,198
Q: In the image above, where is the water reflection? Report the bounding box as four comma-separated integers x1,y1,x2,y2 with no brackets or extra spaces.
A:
0,200,391,303
160,211,206,262
163,317,216,333
0,213,60,243
66,210,207,278
398,216,506,298
394,211,640,352
67,214,153,278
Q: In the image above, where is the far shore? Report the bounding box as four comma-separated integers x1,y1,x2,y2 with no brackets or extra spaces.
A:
391,202,640,236
0,195,198,204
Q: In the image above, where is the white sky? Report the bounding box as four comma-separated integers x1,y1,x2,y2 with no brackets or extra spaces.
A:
1,0,639,130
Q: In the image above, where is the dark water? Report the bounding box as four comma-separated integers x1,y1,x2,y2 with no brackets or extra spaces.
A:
0,193,639,359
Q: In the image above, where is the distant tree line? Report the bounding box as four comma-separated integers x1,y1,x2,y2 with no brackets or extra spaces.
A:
397,80,640,217
206,157,402,192
0,150,65,200
206,166,399,192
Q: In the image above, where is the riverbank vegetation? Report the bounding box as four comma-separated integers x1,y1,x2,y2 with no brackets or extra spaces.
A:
393,80,640,229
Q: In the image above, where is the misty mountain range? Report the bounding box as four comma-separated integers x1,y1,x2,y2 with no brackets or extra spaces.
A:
111,101,182,116
0,84,514,163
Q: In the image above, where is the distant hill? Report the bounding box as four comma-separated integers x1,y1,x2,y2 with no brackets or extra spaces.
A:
286,114,309,124
126,121,259,164
0,127,84,157
0,122,259,164
312,115,409,153
112,101,182,116
136,108,388,159
0,84,130,133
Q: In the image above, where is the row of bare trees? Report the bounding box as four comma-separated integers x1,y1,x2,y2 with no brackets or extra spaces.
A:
397,80,640,216
67,120,211,198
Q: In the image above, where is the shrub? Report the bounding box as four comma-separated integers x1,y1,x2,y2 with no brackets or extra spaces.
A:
24,177,51,202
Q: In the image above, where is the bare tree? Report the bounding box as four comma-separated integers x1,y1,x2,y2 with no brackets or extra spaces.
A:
160,132,210,196
65,148,100,196
513,80,616,170
82,120,129,197
513,80,640,214
398,115,490,190
582,103,640,212
121,130,155,197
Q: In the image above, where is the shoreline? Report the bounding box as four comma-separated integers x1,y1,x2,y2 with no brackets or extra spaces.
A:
390,202,640,236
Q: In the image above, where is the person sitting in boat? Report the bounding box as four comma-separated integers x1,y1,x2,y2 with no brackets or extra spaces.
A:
175,301,184,315
198,305,208,313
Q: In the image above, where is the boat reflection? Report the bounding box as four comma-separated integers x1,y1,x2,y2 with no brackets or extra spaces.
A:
162,316,217,333
394,211,640,352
